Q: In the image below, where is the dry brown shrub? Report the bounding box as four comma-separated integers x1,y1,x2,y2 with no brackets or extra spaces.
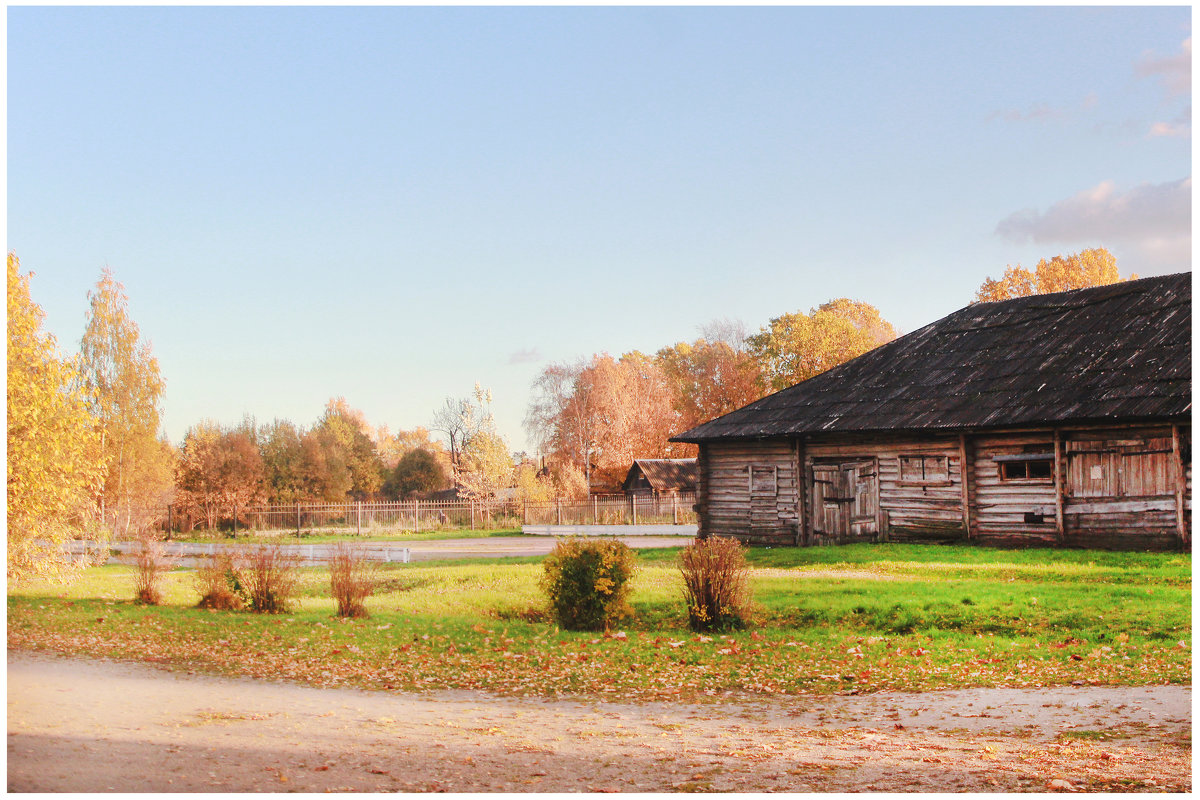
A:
194,552,244,610
329,543,380,619
679,535,753,632
238,543,301,613
132,532,177,605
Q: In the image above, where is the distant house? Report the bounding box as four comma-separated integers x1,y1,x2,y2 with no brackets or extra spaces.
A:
622,458,698,498
672,274,1191,551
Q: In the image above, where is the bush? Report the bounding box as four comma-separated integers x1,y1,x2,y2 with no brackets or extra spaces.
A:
236,543,300,613
132,533,176,605
194,552,244,610
679,535,752,632
329,543,380,619
542,538,637,631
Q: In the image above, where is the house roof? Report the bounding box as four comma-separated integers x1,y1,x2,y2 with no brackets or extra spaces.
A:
624,459,698,491
673,273,1191,443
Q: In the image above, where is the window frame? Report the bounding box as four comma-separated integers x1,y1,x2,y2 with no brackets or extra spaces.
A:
995,452,1055,484
896,454,953,487
748,464,779,497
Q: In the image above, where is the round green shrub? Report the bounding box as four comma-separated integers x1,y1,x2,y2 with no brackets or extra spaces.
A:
541,537,637,631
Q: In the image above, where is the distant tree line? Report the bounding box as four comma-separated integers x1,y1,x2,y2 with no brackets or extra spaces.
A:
173,399,457,529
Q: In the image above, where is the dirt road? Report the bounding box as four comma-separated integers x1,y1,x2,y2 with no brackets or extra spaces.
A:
7,651,1189,792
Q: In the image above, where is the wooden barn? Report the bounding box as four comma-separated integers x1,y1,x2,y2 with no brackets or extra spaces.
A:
672,274,1191,551
622,458,698,498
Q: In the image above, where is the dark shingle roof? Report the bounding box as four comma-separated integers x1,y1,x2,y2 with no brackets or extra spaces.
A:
624,459,698,491
673,273,1191,443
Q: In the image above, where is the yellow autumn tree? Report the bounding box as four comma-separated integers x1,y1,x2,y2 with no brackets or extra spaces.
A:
77,268,175,536
7,253,105,581
974,247,1135,303
454,385,514,509
747,299,898,392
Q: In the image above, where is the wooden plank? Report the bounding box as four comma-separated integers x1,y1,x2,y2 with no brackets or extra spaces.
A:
794,437,806,546
1064,499,1174,514
1173,424,1188,546
1053,429,1064,544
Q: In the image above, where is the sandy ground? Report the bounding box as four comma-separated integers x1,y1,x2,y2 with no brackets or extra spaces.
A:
7,651,1189,793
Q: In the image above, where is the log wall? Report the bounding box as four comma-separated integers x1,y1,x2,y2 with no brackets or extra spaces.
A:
806,439,965,544
971,434,1059,546
695,422,1189,551
1060,426,1184,550
700,440,799,545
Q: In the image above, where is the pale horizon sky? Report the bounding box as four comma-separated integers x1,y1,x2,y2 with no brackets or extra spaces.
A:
8,6,1192,455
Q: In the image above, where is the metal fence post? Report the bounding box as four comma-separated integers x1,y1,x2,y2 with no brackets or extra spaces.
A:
556,497,562,526
356,501,362,536
673,494,678,525
631,495,637,525
296,502,301,538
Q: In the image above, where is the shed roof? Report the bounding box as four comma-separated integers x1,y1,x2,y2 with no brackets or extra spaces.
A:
673,273,1191,443
624,459,698,491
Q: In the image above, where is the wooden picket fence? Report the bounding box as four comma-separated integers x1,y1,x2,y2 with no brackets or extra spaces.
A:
162,493,697,536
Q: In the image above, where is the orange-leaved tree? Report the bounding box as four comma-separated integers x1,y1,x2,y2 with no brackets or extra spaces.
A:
175,420,264,530
526,353,686,492
656,336,766,431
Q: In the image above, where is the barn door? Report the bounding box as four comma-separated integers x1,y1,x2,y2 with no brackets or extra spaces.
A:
810,460,878,541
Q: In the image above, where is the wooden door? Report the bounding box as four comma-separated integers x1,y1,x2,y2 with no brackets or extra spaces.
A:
749,465,778,530
811,460,878,541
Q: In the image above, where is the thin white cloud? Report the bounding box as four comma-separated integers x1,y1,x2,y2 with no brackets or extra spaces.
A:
987,94,1097,125
1138,38,1192,137
995,177,1191,272
1149,120,1189,138
988,103,1061,123
1148,104,1191,139
508,347,543,365
1136,37,1191,97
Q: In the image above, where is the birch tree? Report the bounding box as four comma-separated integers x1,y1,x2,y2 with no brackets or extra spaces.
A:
77,268,174,535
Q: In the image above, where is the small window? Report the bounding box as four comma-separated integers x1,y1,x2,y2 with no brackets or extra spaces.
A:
749,465,778,497
998,458,1054,482
898,455,951,485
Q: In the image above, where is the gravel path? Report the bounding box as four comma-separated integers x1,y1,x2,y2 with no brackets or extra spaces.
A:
82,535,691,566
7,650,1189,792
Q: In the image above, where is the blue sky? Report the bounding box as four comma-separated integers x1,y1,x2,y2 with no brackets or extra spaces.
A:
8,6,1191,454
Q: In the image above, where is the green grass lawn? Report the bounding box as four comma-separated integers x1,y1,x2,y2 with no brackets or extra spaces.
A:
7,543,1189,701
